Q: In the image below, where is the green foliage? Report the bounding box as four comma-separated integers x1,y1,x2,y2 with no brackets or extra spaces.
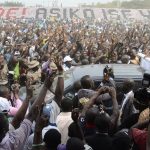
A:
121,0,150,9
81,0,150,9
0,1,24,7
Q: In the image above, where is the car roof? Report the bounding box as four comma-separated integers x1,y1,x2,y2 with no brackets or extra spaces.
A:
64,64,144,89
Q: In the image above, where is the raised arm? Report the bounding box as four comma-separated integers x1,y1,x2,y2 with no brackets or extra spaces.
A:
81,92,99,117
108,87,119,128
32,105,49,150
11,83,33,129
31,75,55,109
81,87,107,117
72,108,86,144
54,59,64,106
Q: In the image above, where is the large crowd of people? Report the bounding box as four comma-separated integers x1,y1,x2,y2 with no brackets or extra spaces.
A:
0,17,150,150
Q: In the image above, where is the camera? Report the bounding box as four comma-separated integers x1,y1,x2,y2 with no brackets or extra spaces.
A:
142,72,150,88
99,66,115,88
134,72,150,104
103,65,114,79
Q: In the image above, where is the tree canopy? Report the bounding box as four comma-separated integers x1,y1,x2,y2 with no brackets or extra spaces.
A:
0,0,150,9
81,0,150,9
0,1,24,7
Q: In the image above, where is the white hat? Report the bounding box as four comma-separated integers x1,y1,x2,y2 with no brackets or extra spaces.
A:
67,41,71,44
50,62,57,70
0,97,10,112
63,56,72,63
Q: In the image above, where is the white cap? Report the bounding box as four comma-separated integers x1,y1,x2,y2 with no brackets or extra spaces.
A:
14,51,20,56
63,56,72,63
0,97,10,112
7,36,11,40
67,41,71,44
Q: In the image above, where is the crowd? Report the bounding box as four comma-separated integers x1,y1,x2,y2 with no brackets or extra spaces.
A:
0,17,150,150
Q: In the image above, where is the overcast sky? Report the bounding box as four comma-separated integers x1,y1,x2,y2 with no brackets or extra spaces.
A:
8,0,114,6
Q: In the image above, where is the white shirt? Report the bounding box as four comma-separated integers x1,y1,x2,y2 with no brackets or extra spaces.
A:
138,52,150,71
56,112,73,144
140,57,150,71
118,91,135,125
46,101,60,124
120,91,134,113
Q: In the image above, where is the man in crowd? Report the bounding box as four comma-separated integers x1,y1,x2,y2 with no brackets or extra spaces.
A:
0,17,150,150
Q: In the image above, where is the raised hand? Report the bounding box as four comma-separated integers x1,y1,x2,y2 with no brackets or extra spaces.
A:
26,80,33,99
54,56,63,73
72,108,79,123
44,70,57,89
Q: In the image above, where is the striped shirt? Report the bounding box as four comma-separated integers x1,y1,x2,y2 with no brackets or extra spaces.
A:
0,119,32,150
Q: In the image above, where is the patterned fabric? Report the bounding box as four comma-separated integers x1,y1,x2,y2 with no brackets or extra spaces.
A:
0,119,32,150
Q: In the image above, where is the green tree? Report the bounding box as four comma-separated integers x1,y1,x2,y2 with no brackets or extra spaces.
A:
81,0,150,9
0,1,24,7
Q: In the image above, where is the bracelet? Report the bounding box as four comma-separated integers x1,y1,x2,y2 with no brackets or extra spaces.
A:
57,74,64,78
32,143,45,147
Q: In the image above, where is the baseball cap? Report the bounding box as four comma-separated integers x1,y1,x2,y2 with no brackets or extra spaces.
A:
0,97,10,113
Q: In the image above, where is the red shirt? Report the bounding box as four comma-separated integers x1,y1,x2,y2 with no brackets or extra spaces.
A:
132,128,148,150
